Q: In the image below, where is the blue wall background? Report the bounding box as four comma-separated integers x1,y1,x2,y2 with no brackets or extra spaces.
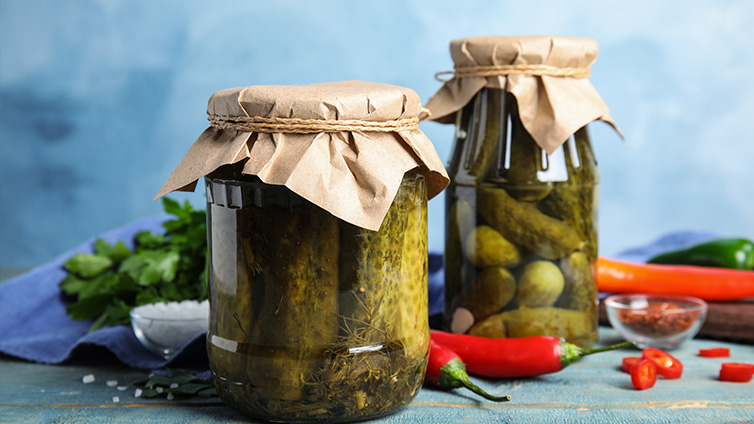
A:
2,0,753,271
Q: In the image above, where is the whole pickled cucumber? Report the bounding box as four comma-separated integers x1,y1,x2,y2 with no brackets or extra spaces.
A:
467,88,503,180
537,129,599,258
514,260,564,308
207,205,262,384
321,176,425,417
499,306,590,342
502,94,553,202
468,313,506,338
246,209,340,404
478,187,583,259
464,225,521,268
444,196,476,318
556,251,597,313
461,266,516,320
338,187,410,345
395,181,429,358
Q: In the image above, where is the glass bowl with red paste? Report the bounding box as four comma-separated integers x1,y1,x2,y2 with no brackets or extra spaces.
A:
604,294,708,350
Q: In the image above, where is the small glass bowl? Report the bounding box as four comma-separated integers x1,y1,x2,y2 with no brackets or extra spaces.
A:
604,294,708,350
130,300,209,359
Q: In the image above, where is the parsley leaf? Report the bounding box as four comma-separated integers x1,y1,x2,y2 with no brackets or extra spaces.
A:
60,198,208,332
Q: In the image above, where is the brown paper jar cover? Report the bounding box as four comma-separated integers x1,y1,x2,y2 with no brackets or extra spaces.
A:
425,35,621,154
155,80,449,231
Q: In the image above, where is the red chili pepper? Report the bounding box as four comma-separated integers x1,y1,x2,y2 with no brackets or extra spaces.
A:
719,363,754,383
699,347,731,358
622,357,642,374
642,348,683,379
597,256,754,301
630,359,657,390
426,340,511,402
430,329,635,378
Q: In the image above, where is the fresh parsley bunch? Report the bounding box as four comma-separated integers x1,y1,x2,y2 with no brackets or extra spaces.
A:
60,198,209,332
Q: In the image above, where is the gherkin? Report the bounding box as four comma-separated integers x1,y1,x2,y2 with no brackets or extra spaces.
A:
477,187,583,260
556,251,598,315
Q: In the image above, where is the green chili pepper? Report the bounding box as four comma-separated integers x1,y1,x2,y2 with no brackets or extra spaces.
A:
647,238,754,271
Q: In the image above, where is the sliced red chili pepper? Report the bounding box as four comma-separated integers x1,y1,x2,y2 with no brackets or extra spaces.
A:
622,357,642,374
699,347,731,358
642,348,683,379
719,363,754,383
630,359,657,390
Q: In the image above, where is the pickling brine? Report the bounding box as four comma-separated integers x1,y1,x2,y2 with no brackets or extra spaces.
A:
444,89,600,348
206,169,429,423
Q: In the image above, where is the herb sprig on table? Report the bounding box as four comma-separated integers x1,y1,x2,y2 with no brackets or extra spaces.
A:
60,198,208,332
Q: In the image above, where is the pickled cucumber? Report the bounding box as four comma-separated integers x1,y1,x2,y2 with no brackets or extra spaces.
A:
464,225,521,268
556,251,597,313
502,93,553,202
478,187,583,259
468,313,506,338
461,266,516,319
444,196,476,324
246,209,340,404
395,182,429,357
514,260,564,308
499,306,590,341
537,129,599,258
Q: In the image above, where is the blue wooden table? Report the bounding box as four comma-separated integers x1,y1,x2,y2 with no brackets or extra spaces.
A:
2,327,753,423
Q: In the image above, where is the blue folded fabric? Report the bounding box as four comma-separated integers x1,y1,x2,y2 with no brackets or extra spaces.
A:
0,214,715,372
0,216,206,372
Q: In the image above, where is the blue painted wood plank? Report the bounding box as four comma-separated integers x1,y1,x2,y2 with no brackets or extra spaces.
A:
2,328,753,423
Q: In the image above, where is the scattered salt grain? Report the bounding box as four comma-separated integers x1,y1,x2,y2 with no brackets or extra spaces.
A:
169,383,179,389
117,386,128,391
106,380,118,387
112,396,120,403
82,374,95,384
134,388,143,398
167,393,175,400
156,387,163,393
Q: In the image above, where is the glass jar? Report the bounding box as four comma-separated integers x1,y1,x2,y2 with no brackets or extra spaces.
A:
444,89,600,348
206,165,429,423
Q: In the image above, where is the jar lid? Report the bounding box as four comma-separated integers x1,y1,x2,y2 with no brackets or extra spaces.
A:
425,36,621,153
155,81,449,231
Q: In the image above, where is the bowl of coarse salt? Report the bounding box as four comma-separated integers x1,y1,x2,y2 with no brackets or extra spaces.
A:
130,300,209,359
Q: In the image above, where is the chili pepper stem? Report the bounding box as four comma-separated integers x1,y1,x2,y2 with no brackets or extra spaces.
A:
440,358,511,402
559,340,636,368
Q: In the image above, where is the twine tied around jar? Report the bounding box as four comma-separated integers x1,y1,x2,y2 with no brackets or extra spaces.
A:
435,64,591,82
208,108,432,134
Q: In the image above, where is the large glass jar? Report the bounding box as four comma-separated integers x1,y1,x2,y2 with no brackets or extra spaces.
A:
206,166,429,423
444,89,600,347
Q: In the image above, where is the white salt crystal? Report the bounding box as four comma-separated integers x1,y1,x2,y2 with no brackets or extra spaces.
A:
169,383,179,389
134,388,143,398
166,393,175,400
117,386,128,391
130,300,209,351
106,380,118,387
82,374,95,384
156,387,163,393
112,396,120,403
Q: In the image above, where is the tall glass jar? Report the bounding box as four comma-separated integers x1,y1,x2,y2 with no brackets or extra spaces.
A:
205,165,429,423
444,89,600,347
